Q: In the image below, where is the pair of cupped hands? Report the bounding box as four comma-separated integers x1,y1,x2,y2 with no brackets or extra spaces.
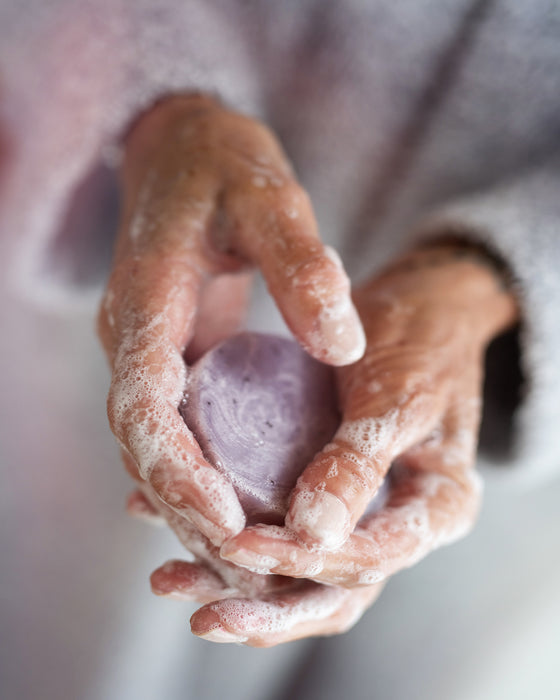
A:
98,95,517,647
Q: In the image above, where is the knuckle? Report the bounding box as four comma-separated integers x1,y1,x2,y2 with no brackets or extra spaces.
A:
108,386,157,448
107,376,148,446
334,420,392,469
288,253,333,292
318,439,383,497
238,175,308,217
358,350,433,395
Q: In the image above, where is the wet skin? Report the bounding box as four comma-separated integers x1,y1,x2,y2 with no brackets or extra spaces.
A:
99,95,518,646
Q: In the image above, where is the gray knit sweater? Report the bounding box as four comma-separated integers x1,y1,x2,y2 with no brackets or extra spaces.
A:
1,0,559,481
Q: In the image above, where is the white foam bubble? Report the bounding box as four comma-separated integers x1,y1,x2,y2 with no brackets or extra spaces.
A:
357,569,384,585
335,412,399,460
326,459,339,479
210,585,351,637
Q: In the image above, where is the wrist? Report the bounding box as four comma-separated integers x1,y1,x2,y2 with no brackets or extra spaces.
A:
358,243,519,347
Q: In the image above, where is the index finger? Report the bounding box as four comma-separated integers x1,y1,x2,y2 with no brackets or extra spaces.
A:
228,180,366,366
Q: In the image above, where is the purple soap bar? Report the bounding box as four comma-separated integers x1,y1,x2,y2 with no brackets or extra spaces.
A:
181,332,389,526
181,333,340,524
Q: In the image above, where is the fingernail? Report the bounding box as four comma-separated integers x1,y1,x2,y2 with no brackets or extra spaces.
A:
198,627,248,644
287,491,350,550
318,299,366,366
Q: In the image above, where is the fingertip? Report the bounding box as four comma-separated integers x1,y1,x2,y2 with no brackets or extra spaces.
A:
310,245,366,365
297,259,366,366
191,607,248,644
314,299,366,366
263,239,366,366
148,457,246,546
286,489,352,551
150,560,187,598
190,607,221,636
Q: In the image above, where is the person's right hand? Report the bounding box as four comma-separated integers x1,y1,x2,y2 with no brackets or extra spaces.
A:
97,94,366,546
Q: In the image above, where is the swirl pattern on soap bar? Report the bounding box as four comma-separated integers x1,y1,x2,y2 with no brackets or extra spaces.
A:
181,333,340,523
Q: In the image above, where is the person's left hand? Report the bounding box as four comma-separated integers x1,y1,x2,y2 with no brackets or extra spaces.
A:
127,482,385,647
217,244,519,590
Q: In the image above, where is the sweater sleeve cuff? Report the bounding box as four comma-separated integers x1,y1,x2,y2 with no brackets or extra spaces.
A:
409,159,560,483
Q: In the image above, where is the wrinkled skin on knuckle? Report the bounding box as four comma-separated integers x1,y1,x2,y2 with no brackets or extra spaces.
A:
107,364,155,450
340,344,448,429
311,443,381,502
288,252,345,297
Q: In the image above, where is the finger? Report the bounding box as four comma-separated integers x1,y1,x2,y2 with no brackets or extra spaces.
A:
223,460,481,586
105,237,246,546
150,557,295,607
126,489,165,525
146,497,294,601
150,559,234,603
284,343,451,550
283,425,391,552
190,580,384,647
284,407,439,551
228,182,365,366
